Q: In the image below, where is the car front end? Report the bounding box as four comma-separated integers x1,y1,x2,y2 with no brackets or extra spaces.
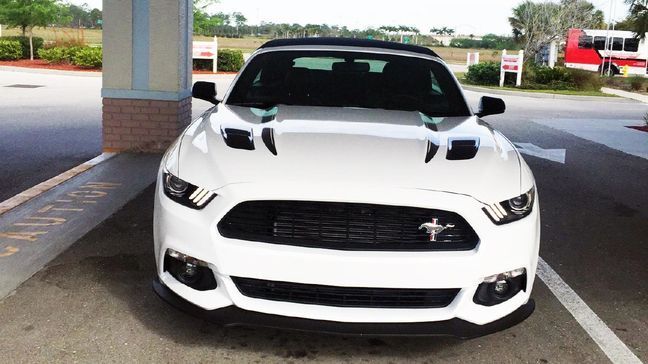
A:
152,39,540,337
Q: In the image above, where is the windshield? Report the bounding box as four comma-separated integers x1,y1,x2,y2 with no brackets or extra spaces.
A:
226,50,471,117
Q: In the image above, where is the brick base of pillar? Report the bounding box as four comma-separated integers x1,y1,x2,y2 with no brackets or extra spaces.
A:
102,97,192,153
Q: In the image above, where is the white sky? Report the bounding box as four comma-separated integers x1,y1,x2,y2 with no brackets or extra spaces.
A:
70,0,629,36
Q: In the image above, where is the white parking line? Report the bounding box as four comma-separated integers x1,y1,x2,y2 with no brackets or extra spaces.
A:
537,258,642,364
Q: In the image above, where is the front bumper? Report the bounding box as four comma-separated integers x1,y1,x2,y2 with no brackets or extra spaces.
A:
153,276,535,338
154,178,541,330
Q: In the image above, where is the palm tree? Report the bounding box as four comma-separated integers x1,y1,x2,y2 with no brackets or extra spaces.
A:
625,0,648,39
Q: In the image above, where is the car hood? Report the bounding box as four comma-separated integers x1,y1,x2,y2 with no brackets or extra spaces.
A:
173,104,523,203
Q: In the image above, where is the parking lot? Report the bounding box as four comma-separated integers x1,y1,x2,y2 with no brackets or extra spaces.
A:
0,69,646,363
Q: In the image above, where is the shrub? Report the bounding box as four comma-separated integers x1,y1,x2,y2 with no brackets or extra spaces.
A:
567,69,603,91
527,65,571,85
1,36,44,59
0,40,22,60
38,47,69,63
465,61,500,85
39,46,89,65
523,65,572,90
523,65,602,91
193,58,212,71
218,49,244,72
629,76,644,91
72,47,102,68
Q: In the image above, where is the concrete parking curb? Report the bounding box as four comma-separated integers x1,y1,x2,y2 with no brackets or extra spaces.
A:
0,153,161,300
0,66,102,77
462,84,636,102
0,153,116,216
0,65,239,78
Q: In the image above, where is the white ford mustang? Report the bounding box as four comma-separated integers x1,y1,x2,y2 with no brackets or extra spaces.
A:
153,38,540,337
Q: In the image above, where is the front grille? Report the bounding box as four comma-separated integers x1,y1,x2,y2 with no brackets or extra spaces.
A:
232,277,460,308
218,200,479,251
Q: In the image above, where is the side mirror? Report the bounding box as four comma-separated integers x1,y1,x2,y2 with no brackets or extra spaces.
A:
476,96,505,117
192,81,219,104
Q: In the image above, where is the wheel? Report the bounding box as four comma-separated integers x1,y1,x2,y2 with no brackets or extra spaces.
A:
599,63,619,75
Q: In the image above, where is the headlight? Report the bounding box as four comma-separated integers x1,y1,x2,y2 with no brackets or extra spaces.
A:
162,171,216,209
482,188,535,224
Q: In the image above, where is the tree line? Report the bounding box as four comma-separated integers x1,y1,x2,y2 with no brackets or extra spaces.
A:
3,0,648,62
0,0,101,35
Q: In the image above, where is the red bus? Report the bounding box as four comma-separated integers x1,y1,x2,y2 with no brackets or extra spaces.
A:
564,28,648,76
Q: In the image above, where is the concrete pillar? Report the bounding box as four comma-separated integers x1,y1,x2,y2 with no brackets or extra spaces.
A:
101,0,193,153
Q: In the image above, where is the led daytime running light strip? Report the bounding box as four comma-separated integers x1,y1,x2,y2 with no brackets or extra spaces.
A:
188,187,216,207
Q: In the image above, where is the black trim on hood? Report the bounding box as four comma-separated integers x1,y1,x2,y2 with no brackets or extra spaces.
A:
222,128,255,150
262,128,277,155
425,140,439,163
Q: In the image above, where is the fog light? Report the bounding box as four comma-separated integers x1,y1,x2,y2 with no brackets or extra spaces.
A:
473,268,527,306
164,249,217,291
177,262,200,285
494,280,509,296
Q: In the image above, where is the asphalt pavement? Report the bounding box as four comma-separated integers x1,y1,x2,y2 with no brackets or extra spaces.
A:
0,69,647,363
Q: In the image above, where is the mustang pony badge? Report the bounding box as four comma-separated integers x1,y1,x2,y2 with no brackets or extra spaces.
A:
419,218,455,242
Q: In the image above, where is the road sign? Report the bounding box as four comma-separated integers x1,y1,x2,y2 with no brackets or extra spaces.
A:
500,49,524,87
193,37,218,73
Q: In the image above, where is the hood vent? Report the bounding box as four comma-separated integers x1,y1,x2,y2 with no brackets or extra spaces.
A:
447,138,479,160
222,127,255,150
262,128,278,155
425,140,439,163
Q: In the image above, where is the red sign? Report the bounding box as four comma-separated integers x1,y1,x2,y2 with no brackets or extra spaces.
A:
193,40,218,60
502,56,520,71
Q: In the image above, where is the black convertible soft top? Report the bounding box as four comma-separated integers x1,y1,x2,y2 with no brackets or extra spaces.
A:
260,37,440,59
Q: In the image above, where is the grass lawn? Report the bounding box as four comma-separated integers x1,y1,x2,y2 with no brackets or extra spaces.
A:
193,35,266,53
2,26,103,45
432,48,503,63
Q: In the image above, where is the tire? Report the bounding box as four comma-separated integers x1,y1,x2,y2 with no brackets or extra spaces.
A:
599,63,619,75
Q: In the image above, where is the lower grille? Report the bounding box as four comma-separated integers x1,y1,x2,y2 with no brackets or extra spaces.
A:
218,200,479,251
232,277,460,308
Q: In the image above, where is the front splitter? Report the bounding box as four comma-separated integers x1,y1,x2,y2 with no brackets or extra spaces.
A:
153,277,535,338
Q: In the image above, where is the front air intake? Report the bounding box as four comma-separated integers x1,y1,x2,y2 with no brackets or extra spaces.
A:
232,277,460,308
446,138,479,160
222,128,254,150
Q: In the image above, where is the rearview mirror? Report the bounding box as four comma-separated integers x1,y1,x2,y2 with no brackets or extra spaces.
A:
192,81,219,104
476,96,505,117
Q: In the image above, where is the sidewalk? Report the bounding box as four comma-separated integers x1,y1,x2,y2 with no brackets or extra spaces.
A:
601,87,648,104
533,118,648,160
